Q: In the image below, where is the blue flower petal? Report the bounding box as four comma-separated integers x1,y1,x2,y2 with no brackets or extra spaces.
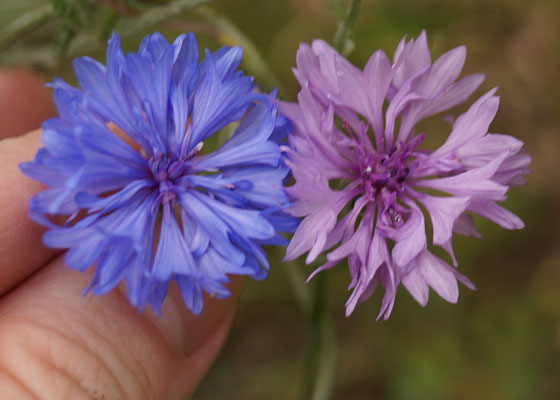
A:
178,191,246,265
138,32,170,61
194,191,275,240
210,46,243,81
171,32,199,84
188,50,252,150
152,210,197,280
176,276,204,315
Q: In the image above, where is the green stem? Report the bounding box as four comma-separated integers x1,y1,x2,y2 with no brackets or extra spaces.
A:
332,0,362,55
283,259,313,315
301,273,337,400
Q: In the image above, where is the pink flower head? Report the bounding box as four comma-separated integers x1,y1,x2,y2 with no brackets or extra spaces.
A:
280,31,530,319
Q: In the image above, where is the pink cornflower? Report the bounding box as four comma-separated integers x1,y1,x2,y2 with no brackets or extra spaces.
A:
280,31,530,319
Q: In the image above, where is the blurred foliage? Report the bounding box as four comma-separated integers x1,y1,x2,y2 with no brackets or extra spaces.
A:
0,0,210,67
1,0,559,399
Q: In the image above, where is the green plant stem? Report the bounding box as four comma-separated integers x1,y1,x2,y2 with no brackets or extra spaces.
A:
325,0,346,20
283,259,313,315
301,273,337,400
332,0,362,55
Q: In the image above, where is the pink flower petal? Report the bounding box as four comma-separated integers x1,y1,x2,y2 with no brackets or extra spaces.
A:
417,250,459,304
467,199,525,230
402,264,429,306
363,49,393,143
416,153,509,200
391,201,427,267
414,192,470,245
393,30,431,88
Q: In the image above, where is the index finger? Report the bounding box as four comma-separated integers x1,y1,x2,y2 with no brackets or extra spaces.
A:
0,68,58,295
0,129,58,296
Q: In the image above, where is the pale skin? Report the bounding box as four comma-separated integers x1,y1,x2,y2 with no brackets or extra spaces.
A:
0,69,242,399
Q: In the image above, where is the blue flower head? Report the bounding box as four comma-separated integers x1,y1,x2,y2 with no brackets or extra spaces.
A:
20,32,298,315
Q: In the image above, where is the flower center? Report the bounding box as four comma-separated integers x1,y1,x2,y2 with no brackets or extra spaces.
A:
363,150,411,193
148,142,204,208
360,133,425,196
355,133,425,226
149,155,181,206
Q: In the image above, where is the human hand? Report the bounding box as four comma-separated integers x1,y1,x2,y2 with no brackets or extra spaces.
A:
0,69,242,399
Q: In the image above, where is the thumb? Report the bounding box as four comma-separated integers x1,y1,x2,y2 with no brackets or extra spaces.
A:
0,256,242,399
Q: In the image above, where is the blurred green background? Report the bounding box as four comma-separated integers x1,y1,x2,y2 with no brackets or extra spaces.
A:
1,0,559,399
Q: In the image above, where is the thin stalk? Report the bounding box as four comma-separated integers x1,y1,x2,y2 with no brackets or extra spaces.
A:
301,273,337,400
283,259,313,315
332,0,362,55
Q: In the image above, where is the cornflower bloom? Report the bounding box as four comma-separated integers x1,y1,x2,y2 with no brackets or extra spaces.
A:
21,32,297,315
280,31,530,319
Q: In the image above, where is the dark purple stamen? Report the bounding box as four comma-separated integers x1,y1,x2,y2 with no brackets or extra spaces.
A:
359,133,425,199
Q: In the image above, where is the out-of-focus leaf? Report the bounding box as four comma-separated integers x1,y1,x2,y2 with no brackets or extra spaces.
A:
0,0,212,68
118,0,210,35
193,6,285,96
0,4,54,49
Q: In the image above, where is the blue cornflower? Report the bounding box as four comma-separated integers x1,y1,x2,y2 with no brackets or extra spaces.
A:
20,32,298,315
